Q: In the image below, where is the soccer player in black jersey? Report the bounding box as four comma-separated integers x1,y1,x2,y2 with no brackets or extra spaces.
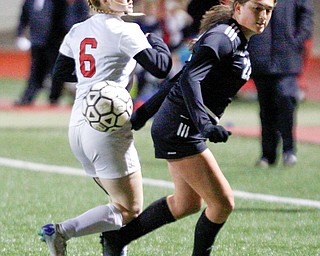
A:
101,0,276,255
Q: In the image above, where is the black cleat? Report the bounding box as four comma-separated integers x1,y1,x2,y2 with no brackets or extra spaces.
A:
100,231,127,256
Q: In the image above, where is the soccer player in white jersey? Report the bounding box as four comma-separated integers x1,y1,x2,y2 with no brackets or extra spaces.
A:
38,0,172,255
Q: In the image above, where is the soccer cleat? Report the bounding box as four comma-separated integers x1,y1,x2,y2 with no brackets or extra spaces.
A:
283,153,297,166
100,231,127,256
38,224,67,256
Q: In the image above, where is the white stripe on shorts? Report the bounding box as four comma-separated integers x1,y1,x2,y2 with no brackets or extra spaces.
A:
177,123,190,138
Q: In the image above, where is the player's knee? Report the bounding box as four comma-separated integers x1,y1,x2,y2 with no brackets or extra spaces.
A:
121,205,142,224
174,203,202,219
219,195,235,217
225,197,235,215
186,204,202,215
208,193,234,216
167,195,202,219
129,205,142,218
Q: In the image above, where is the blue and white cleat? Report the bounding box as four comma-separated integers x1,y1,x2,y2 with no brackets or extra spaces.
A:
38,224,67,256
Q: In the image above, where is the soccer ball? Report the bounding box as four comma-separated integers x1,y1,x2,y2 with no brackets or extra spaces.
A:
82,81,133,132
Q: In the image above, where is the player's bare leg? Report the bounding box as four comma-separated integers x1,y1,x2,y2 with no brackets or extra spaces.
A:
101,149,234,255
39,171,143,256
167,149,234,255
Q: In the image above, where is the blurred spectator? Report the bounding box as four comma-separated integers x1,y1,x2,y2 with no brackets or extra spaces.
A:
248,0,314,167
174,0,231,76
183,0,220,38
184,0,230,39
165,0,192,51
132,0,191,109
136,0,162,37
15,0,89,106
49,0,90,104
132,0,163,105
14,0,67,106
297,39,313,101
64,0,90,32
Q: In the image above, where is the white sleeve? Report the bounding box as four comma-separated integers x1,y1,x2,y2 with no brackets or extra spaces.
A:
120,23,152,58
59,33,74,58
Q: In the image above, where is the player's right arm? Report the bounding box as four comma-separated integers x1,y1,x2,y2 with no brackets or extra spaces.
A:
52,53,77,83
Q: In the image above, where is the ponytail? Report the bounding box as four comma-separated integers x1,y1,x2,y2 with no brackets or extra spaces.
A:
199,4,233,34
188,2,234,50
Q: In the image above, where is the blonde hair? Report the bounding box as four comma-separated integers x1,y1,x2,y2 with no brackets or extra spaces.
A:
87,0,119,14
87,0,101,12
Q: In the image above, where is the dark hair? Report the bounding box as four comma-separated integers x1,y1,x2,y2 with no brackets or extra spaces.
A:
200,0,278,32
188,0,277,48
199,4,233,34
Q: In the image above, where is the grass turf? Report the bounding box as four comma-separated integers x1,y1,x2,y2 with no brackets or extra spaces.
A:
0,79,319,255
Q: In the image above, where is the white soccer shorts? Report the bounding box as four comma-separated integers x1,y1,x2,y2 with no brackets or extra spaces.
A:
68,121,141,179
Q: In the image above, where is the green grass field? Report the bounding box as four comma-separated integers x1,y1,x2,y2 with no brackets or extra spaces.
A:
0,80,320,255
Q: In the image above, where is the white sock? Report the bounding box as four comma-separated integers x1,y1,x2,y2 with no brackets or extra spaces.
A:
58,204,123,239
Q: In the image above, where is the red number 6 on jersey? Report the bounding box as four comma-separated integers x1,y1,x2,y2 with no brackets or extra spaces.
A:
80,38,97,78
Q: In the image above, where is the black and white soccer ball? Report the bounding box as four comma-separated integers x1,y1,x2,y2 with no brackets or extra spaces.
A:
82,81,133,132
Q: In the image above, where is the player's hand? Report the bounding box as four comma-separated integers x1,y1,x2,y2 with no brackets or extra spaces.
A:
130,108,148,131
203,124,232,143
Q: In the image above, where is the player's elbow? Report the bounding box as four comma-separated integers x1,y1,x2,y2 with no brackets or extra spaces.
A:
134,49,172,79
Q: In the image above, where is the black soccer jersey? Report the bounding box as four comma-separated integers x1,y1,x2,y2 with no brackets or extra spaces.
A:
168,18,251,135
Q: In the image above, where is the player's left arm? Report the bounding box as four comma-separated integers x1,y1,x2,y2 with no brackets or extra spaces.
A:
134,33,172,79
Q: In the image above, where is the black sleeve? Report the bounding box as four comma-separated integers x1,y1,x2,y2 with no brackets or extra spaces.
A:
52,53,77,83
133,33,172,78
179,46,215,134
180,32,232,135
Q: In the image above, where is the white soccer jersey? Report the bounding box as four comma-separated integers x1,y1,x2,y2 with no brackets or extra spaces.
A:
60,13,151,127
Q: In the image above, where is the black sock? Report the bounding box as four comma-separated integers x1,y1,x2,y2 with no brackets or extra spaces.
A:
119,196,176,246
192,210,225,256
101,196,176,251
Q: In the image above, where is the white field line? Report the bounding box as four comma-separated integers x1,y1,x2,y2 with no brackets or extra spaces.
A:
1,157,320,209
